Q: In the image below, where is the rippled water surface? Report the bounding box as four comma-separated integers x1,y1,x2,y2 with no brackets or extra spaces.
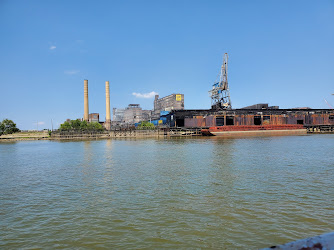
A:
0,135,333,249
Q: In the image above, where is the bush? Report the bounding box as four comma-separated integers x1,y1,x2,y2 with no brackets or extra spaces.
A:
137,121,155,130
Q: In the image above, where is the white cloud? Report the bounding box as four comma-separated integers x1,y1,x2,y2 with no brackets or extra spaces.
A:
34,121,45,126
50,46,56,50
132,91,158,99
64,70,80,75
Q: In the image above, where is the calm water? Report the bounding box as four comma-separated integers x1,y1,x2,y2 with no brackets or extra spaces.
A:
0,135,333,249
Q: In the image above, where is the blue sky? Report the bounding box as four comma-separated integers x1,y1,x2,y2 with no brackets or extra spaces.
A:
1,0,333,130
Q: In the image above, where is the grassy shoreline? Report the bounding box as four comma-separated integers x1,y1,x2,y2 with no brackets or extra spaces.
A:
0,131,50,142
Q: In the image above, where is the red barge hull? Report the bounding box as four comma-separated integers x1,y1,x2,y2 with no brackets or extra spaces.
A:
201,125,306,137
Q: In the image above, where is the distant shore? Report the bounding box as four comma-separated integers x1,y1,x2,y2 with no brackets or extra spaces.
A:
0,129,305,142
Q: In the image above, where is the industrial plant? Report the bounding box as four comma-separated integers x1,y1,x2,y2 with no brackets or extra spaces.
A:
77,53,333,136
82,78,185,128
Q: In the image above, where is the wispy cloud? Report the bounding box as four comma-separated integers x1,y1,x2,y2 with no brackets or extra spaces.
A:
132,91,158,99
64,70,80,75
49,46,56,50
34,121,45,126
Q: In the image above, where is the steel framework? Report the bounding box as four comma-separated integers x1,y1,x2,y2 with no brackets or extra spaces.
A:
209,53,232,110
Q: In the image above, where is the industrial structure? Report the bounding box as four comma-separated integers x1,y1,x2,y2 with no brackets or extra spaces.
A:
123,104,151,124
88,113,99,123
105,81,111,130
158,53,334,135
82,79,112,130
112,108,125,124
76,52,333,135
84,80,89,121
161,54,333,134
112,93,184,125
242,103,279,109
209,53,231,110
165,108,334,128
113,105,151,125
152,94,184,119
83,79,184,126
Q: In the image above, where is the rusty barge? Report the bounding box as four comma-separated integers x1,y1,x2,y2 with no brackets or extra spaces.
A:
164,107,334,136
160,53,333,137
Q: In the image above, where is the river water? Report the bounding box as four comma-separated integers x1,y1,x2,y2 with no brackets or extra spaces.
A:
0,135,333,249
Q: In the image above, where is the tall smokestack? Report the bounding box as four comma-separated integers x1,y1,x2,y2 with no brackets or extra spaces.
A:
105,81,111,130
84,79,89,121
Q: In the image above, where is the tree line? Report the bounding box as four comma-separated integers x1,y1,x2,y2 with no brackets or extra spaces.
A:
0,118,106,135
59,119,104,131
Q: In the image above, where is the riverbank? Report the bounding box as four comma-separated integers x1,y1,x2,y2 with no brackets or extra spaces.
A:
0,128,312,142
2,126,332,142
0,131,49,142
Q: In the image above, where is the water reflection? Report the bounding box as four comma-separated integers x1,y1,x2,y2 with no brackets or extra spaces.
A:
83,141,92,160
102,139,114,190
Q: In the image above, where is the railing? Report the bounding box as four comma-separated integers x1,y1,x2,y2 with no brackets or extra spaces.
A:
305,124,334,133
169,127,202,136
51,130,109,139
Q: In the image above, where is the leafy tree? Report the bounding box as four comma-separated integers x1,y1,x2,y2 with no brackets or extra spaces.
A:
0,119,20,135
87,122,104,131
59,121,71,131
70,119,82,130
0,122,4,136
80,120,88,130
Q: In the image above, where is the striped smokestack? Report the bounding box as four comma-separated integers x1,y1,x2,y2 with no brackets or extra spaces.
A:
105,81,111,130
84,79,89,121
